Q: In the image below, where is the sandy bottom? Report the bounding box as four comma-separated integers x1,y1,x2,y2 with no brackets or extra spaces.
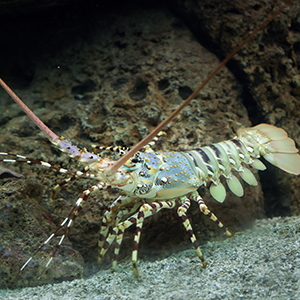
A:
1,216,299,300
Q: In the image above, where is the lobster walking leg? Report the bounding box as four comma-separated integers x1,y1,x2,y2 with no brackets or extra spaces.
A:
176,192,233,270
51,167,89,200
111,202,146,270
98,200,176,277
98,195,141,250
191,192,232,237
131,200,176,278
98,222,128,266
142,131,166,154
112,227,125,271
177,196,207,268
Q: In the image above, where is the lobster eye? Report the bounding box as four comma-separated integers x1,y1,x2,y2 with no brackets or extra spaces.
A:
80,152,100,164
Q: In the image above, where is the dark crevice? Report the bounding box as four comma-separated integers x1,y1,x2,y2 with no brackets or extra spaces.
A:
158,79,170,91
178,85,194,100
168,3,267,124
129,79,149,101
168,3,288,217
259,159,292,217
226,60,265,125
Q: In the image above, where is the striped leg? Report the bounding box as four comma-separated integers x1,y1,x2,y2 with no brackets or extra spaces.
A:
20,182,110,278
98,226,118,265
112,227,125,271
98,196,139,250
99,199,176,276
51,167,89,200
98,199,142,266
177,196,207,267
98,209,128,256
98,216,112,253
101,215,135,269
132,200,176,278
92,145,129,156
191,191,231,237
111,202,143,270
142,131,166,153
98,214,136,266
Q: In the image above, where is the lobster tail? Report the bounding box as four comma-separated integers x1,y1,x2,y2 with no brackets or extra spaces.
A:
238,124,300,175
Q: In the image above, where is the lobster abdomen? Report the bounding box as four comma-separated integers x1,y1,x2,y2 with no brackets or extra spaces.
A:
185,124,300,202
133,124,300,203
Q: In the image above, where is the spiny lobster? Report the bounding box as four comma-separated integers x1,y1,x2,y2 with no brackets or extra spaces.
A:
0,0,299,288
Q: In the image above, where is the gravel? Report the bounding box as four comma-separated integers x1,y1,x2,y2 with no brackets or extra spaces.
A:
1,216,299,300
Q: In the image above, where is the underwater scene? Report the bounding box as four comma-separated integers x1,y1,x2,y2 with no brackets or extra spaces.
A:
0,0,300,299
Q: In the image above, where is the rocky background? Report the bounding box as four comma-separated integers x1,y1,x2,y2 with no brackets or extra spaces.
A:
0,0,299,289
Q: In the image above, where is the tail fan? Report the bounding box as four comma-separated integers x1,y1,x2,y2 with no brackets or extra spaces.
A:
238,124,300,175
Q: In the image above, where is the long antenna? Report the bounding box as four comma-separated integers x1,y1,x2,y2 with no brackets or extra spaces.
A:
107,0,294,174
0,78,60,144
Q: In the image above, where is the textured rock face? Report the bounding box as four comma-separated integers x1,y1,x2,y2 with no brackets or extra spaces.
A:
0,0,299,289
171,0,300,216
